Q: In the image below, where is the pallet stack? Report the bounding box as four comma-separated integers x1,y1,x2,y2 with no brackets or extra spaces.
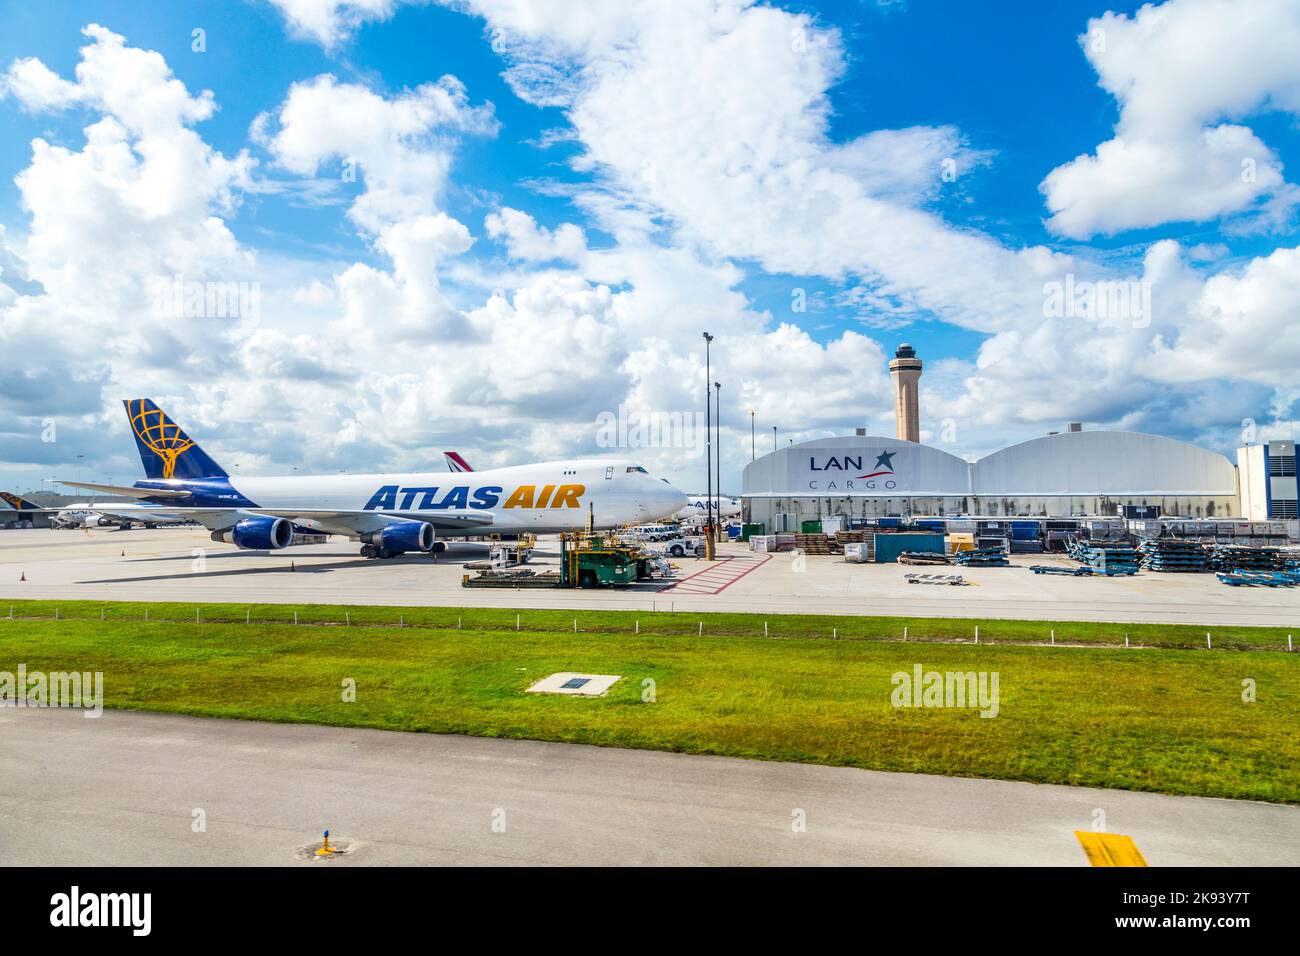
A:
1067,539,1140,574
793,533,833,555
1208,545,1282,572
1138,538,1208,572
952,546,1009,567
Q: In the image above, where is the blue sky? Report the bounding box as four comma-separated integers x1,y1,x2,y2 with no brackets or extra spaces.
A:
1,0,1299,492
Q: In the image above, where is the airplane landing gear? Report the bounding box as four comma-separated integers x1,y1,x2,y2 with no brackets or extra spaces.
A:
360,543,378,558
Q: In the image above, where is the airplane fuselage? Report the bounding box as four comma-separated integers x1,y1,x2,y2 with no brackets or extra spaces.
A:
136,458,685,537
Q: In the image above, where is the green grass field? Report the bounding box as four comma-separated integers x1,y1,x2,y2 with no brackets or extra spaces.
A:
0,599,1296,803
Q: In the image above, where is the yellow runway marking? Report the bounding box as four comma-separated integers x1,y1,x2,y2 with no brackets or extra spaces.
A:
1075,831,1148,867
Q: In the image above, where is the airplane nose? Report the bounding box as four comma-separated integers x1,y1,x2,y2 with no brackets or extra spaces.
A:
663,482,687,518
645,478,687,520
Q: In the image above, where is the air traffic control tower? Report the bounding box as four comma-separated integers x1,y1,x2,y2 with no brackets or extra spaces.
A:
889,343,923,443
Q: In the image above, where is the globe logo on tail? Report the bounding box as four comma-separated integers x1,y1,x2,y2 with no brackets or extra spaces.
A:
129,400,195,479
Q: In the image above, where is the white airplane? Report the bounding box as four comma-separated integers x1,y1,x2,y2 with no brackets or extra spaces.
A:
677,494,741,521
61,399,688,559
55,501,189,529
1,492,184,529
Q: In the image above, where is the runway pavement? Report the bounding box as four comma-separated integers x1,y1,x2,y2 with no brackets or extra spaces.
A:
1,527,1299,626
1,708,1295,866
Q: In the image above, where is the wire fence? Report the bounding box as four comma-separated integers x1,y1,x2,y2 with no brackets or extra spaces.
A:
0,603,1294,652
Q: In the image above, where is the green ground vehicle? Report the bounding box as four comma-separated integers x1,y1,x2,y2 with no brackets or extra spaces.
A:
560,533,652,588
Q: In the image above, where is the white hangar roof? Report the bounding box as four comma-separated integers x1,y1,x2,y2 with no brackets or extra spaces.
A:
970,431,1238,497
742,431,1238,498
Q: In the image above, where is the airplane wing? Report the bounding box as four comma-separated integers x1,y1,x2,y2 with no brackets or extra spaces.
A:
126,507,494,538
57,483,494,536
59,481,192,499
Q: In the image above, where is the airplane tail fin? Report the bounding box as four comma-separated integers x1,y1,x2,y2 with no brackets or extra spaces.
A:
123,399,227,480
444,451,473,473
0,491,41,511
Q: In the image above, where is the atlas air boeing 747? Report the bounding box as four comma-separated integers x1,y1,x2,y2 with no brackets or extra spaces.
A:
60,400,687,559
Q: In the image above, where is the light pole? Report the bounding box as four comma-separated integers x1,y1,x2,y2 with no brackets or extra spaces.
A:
714,381,722,544
772,426,777,453
76,454,84,484
749,410,755,461
702,332,714,555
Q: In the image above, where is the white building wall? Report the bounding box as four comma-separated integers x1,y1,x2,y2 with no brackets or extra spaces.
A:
743,431,1243,520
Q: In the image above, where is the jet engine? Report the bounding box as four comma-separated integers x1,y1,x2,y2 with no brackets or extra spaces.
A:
359,521,435,558
211,515,293,550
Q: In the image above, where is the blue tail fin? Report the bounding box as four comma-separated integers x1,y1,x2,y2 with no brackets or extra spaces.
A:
0,491,41,511
124,399,227,480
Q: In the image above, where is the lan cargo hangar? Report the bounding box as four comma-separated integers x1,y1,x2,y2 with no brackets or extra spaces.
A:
741,345,1298,535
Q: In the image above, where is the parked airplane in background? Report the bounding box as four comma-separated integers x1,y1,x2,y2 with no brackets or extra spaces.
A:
55,501,188,529
61,400,687,559
677,494,741,522
444,451,473,473
0,492,40,528
1,491,186,529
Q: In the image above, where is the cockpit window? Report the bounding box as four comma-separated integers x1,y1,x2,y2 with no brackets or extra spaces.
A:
626,466,648,473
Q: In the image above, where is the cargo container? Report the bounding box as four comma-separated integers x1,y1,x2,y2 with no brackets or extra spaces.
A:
873,532,945,563
800,520,822,534
1009,520,1040,540
740,522,765,541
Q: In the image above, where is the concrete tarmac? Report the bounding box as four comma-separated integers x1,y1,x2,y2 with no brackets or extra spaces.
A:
0,527,1298,626
1,708,1296,866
